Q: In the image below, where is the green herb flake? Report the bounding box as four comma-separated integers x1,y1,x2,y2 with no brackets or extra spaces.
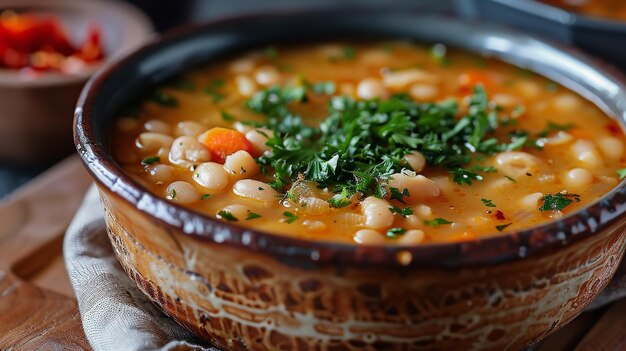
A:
327,188,352,208
169,78,196,92
141,156,160,165
538,192,581,212
481,198,497,208
424,218,453,227
200,194,211,200
221,110,236,121
389,205,414,218
430,43,449,65
150,91,178,107
537,121,575,138
390,187,410,204
451,168,483,185
547,82,558,93
342,46,356,60
217,210,239,222
504,175,516,182
282,211,299,224
169,189,177,199
386,227,407,238
263,46,278,59
495,223,512,232
312,81,336,95
617,168,626,179
245,212,262,220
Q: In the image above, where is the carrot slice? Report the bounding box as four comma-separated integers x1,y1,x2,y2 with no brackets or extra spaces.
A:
199,127,254,163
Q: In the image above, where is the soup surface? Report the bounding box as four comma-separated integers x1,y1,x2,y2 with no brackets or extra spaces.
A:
542,0,626,20
111,42,626,245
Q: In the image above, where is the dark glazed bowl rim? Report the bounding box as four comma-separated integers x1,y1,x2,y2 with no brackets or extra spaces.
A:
481,0,626,30
75,9,626,269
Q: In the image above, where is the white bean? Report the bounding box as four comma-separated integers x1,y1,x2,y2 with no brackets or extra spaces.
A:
137,133,174,152
233,121,254,134
357,78,388,100
246,128,273,154
361,49,392,66
403,151,426,172
397,230,425,245
218,204,249,220
361,196,394,230
175,121,205,137
254,65,280,86
193,162,230,191
542,131,574,146
382,69,438,88
495,151,543,178
166,181,199,204
409,83,438,101
336,213,365,227
148,164,174,183
491,93,521,109
597,136,624,160
144,119,171,134
388,172,440,202
233,179,279,203
223,150,259,179
354,229,385,245
520,192,543,210
415,204,433,219
565,168,593,188
571,140,603,169
169,136,211,166
553,94,581,113
303,220,327,232
235,75,257,97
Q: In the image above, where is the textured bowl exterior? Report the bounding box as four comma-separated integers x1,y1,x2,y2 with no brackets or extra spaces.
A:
99,186,626,350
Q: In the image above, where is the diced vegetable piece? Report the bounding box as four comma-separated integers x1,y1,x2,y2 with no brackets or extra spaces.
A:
199,127,254,163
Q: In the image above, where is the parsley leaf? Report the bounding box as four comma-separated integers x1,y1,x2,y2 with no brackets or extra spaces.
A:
495,223,512,232
390,187,410,204
538,192,581,212
327,188,352,208
481,198,497,207
149,91,178,107
451,168,483,185
342,46,355,60
221,110,236,121
141,156,160,165
282,211,299,224
217,210,238,222
617,168,626,180
386,227,407,238
424,218,452,227
312,81,336,95
246,212,262,220
200,194,211,200
389,206,414,218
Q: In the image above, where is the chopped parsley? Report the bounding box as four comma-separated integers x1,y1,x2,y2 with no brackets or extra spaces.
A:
342,46,355,60
547,82,558,93
204,79,225,102
245,212,262,220
200,194,211,200
327,188,352,208
168,189,177,199
282,211,299,224
504,175,516,182
311,81,336,95
390,187,410,204
495,223,512,232
263,46,278,59
221,110,236,121
149,91,178,107
430,43,448,65
141,156,160,165
168,78,196,92
424,218,453,227
386,227,407,238
389,205,413,218
617,168,626,180
217,210,238,222
250,85,527,196
538,192,581,212
481,198,497,208
537,121,575,138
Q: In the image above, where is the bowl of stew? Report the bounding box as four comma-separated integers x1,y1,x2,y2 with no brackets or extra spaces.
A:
75,10,626,350
457,0,626,70
0,0,152,164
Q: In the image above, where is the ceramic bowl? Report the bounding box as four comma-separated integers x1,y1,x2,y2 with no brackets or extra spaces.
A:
456,0,626,70
0,0,152,164
74,11,626,350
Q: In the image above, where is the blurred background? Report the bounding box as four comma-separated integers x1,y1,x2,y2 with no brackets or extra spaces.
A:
0,0,454,198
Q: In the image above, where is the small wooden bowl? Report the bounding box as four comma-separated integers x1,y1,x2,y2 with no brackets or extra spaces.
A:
0,0,152,165
75,10,626,350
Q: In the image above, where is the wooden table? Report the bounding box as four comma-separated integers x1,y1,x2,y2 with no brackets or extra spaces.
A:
0,155,624,350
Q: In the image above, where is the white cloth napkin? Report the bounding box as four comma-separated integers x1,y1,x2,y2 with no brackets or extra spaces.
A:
64,185,626,350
